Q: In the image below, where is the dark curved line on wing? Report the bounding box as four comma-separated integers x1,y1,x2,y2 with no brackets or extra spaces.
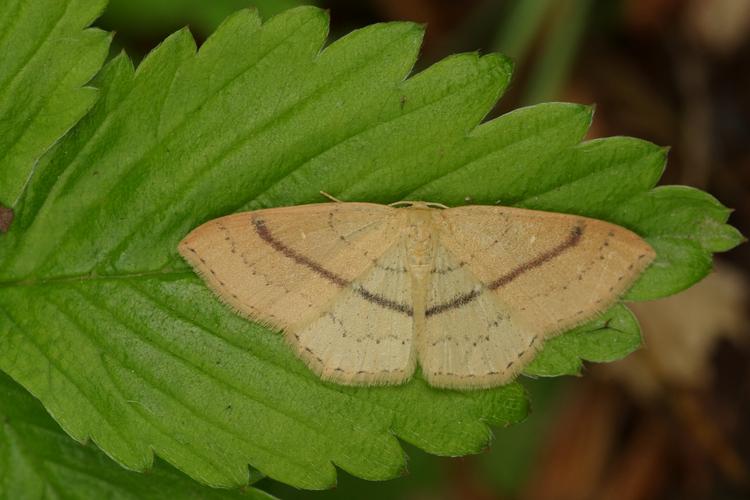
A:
253,217,349,287
426,223,585,318
253,217,413,316
353,285,413,316
425,288,481,317
488,223,585,290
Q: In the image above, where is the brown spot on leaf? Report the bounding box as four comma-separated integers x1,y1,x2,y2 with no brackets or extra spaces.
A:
0,205,13,233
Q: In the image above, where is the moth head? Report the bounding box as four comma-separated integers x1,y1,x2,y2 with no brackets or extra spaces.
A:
389,200,449,210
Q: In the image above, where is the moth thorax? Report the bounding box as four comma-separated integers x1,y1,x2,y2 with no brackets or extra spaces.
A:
405,211,434,273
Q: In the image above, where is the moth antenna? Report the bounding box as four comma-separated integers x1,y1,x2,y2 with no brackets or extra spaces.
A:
320,191,344,203
389,200,449,209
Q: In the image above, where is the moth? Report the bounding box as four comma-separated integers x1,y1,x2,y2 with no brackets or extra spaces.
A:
179,200,654,389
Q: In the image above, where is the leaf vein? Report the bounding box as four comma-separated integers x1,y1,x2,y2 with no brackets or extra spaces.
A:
0,300,136,458
401,110,587,199
21,15,315,270
101,29,416,268
75,282,335,471
49,287,268,478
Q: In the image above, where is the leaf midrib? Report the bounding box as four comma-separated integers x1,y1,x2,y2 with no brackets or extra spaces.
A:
0,269,192,289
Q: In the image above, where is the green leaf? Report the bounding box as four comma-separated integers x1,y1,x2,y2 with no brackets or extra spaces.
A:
0,4,741,491
0,7,528,489
0,0,111,207
613,186,746,300
0,371,274,499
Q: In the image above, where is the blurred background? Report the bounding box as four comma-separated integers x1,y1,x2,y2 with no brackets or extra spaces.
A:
96,1,750,498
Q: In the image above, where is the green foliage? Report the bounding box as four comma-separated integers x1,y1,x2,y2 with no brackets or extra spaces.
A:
0,0,110,207
613,186,744,299
0,371,273,499
0,3,742,493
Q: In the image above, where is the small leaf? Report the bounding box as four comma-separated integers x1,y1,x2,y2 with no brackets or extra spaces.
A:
614,186,746,300
0,371,273,499
0,0,111,206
